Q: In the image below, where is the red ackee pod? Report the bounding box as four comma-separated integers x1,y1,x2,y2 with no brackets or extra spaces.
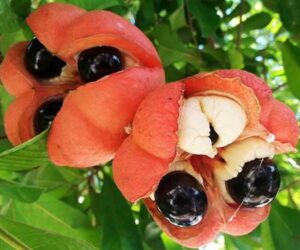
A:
0,3,164,168
215,69,299,152
113,70,298,247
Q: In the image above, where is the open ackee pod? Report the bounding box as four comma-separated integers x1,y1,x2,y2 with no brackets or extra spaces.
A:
0,3,164,168
113,70,298,247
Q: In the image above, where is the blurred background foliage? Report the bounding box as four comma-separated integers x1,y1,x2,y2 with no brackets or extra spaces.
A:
0,0,299,249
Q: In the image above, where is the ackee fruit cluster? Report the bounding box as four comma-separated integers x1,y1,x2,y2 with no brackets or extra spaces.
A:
0,3,298,249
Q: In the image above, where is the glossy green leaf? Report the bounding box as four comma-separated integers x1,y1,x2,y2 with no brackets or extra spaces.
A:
4,194,90,239
278,0,300,33
261,203,300,250
228,49,244,69
0,215,97,250
0,180,45,203
91,172,144,250
170,2,186,31
152,24,202,68
224,235,260,250
238,12,272,32
60,0,121,10
186,0,220,37
135,0,156,30
0,139,13,153
262,0,278,12
0,85,14,115
0,0,20,34
281,40,300,99
0,130,50,171
10,0,31,18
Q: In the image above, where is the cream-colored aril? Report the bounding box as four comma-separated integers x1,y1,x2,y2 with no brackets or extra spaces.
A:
178,95,247,157
215,137,275,181
178,97,216,157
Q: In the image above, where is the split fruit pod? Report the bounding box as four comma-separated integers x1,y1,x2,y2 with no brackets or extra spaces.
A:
113,70,298,248
0,3,165,168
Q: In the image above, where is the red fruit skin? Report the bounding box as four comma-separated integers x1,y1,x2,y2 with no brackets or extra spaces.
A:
260,99,299,149
132,82,184,160
112,71,298,248
221,203,270,236
215,69,272,106
0,42,38,96
4,91,35,145
215,69,299,150
113,136,169,202
4,86,71,145
1,3,165,168
26,3,86,53
143,156,223,248
48,67,164,167
113,82,183,200
58,10,162,68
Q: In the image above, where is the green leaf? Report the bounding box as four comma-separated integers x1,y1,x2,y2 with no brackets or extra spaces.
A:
10,0,31,18
0,130,50,171
224,235,259,250
262,0,278,12
61,0,121,10
186,0,221,37
242,12,272,32
228,49,244,69
281,40,300,99
0,29,27,55
0,215,97,250
170,2,186,31
278,0,300,34
135,0,156,30
4,194,90,239
0,85,14,115
91,172,144,250
0,0,20,34
261,203,300,250
0,180,45,203
161,233,196,250
152,24,201,68
0,140,12,153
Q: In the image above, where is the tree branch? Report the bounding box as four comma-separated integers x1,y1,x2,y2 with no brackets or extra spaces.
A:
184,1,199,48
272,83,287,92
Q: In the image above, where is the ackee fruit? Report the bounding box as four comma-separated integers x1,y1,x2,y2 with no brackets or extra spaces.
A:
113,70,298,248
0,3,164,167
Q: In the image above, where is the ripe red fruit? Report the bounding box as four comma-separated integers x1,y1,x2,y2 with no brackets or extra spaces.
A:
0,3,164,167
113,70,298,248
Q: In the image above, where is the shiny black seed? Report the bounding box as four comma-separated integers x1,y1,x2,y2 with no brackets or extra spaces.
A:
78,46,123,83
154,171,207,227
24,38,66,79
209,124,219,145
34,98,63,134
226,158,280,208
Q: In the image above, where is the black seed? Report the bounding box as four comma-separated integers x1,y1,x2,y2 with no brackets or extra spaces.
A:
209,124,219,145
34,98,63,134
226,158,280,208
154,171,207,227
78,46,123,83
24,38,66,79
